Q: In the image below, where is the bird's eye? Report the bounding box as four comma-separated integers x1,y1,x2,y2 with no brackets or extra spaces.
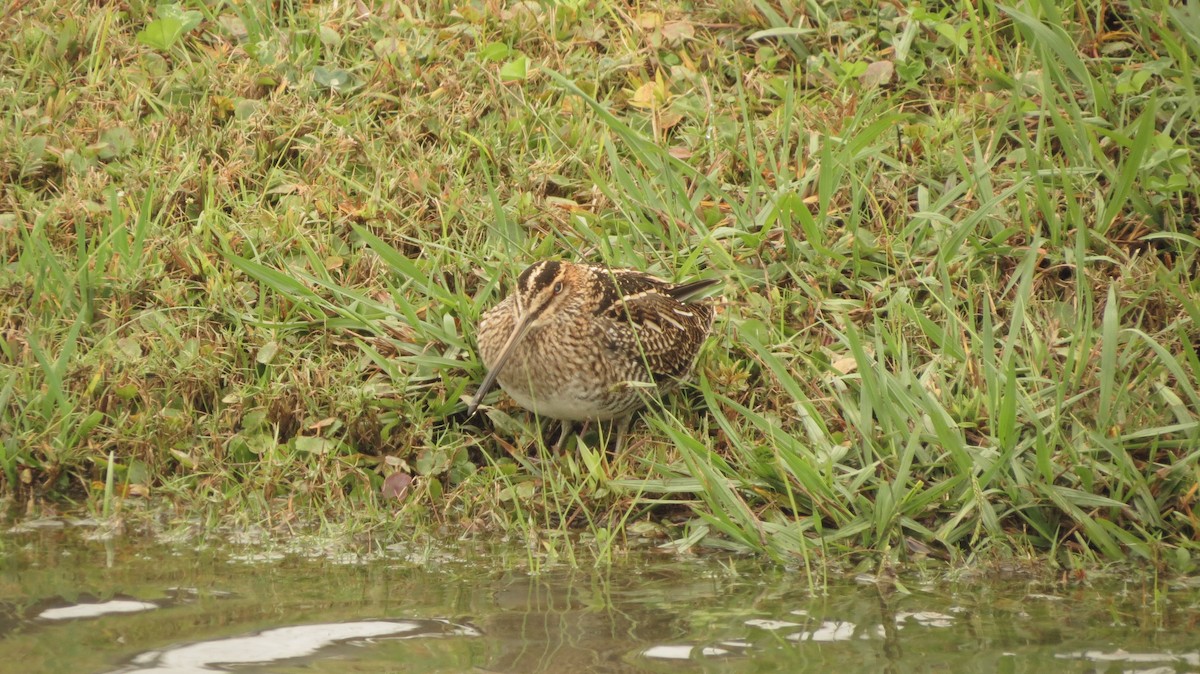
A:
553,281,564,294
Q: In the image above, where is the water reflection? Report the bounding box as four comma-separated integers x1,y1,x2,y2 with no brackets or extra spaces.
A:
109,619,479,674
1,523,1198,674
37,598,160,621
1058,649,1200,668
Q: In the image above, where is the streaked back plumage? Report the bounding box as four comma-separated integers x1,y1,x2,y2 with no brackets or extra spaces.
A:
471,261,719,432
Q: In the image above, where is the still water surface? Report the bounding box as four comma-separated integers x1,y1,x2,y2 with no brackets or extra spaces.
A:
2,519,1198,673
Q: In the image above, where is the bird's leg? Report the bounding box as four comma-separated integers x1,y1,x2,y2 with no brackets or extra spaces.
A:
552,420,577,453
609,414,634,455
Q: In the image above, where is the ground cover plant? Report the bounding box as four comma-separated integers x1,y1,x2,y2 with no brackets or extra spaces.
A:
2,0,1198,571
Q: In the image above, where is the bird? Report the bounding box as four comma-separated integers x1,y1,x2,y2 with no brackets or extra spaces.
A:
467,260,720,451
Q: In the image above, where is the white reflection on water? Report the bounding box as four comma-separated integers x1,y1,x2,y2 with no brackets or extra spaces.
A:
642,644,732,659
744,618,802,630
895,610,955,628
787,620,857,642
107,620,480,674
1057,649,1200,666
38,600,159,621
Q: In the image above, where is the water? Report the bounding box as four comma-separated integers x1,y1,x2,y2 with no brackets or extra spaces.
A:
2,520,1198,673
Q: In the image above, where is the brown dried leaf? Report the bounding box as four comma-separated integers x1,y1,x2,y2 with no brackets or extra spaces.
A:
629,80,658,109
831,356,857,374
661,21,694,44
308,417,337,430
860,60,894,89
658,111,683,131
382,472,413,501
636,12,663,30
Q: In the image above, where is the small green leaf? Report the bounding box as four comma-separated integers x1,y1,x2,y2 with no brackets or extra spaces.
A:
23,136,47,163
137,17,184,50
245,432,276,455
256,340,280,365
135,3,202,53
126,459,150,485
295,436,335,454
115,337,143,361
98,127,134,160
415,447,451,476
478,41,510,62
234,98,259,120
499,55,528,82
498,481,536,501
373,37,404,59
54,17,80,59
318,25,340,46
426,477,443,500
158,3,203,33
169,449,197,469
242,410,269,431
313,66,354,91
229,430,275,458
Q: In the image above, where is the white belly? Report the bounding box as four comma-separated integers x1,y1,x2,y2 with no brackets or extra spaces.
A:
501,382,614,421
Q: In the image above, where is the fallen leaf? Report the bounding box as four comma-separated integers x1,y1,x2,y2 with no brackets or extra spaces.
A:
170,449,197,469
658,110,683,131
308,417,337,430
382,472,413,501
861,60,894,88
125,484,151,498
116,337,143,361
831,356,857,374
217,14,248,42
546,197,581,211
295,436,336,454
629,80,658,109
661,21,694,44
636,12,663,30
256,340,279,365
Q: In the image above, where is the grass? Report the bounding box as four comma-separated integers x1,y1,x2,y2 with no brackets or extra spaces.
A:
1,0,1198,571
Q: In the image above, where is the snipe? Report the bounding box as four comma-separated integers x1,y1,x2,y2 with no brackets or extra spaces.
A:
467,260,720,450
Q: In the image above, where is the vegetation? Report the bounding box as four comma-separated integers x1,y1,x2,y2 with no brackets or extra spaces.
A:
2,0,1198,571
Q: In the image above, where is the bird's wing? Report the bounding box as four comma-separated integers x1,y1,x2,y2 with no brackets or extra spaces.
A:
597,287,715,381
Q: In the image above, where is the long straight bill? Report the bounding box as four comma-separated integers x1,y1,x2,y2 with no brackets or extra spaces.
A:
466,309,537,416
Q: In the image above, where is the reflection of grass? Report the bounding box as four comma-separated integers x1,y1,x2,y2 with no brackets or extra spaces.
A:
2,1,1197,569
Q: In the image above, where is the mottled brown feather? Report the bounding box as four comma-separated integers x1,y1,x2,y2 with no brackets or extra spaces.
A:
598,280,716,381
473,261,719,429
